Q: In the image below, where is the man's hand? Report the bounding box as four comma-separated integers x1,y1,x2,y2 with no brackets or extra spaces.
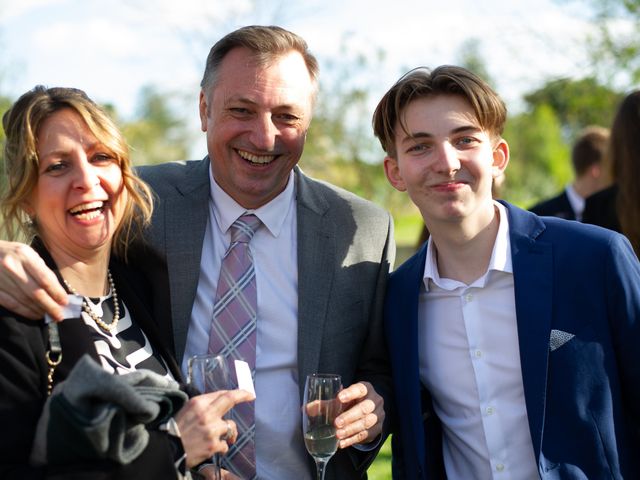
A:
175,389,254,468
219,469,242,480
334,381,385,448
0,241,68,320
197,465,241,480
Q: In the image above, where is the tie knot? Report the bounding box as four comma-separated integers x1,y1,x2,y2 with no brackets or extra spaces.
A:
230,214,261,243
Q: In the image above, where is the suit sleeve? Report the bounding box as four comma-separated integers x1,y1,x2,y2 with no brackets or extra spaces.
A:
348,211,396,472
606,235,640,431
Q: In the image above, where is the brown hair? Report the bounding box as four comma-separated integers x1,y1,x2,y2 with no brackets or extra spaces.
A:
372,65,507,158
610,90,640,256
200,25,319,98
571,126,609,177
1,86,153,259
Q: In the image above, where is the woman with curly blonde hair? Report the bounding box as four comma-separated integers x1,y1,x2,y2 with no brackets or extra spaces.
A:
0,86,251,479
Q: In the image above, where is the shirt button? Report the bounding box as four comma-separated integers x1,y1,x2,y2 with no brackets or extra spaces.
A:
464,293,473,302
474,350,483,358
486,406,495,415
496,463,505,472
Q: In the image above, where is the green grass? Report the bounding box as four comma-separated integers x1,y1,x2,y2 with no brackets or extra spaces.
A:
367,437,392,479
393,213,423,247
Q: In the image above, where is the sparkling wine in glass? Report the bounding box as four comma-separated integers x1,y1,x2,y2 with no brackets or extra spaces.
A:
302,373,342,480
187,354,230,480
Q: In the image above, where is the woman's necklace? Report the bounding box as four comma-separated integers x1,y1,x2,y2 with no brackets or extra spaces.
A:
62,270,120,333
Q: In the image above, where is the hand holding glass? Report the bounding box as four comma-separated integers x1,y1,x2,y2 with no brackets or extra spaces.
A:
187,354,230,480
188,354,230,394
302,374,342,480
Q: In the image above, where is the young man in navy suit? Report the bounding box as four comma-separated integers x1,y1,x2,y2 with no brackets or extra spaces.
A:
372,65,640,479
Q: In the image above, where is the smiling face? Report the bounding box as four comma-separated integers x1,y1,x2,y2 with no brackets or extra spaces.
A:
384,94,508,232
26,108,126,259
199,47,315,209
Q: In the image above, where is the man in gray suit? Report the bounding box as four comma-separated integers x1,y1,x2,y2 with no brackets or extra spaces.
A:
0,26,393,479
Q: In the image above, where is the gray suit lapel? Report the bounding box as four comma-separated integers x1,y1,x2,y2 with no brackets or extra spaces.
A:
164,159,211,363
295,169,335,397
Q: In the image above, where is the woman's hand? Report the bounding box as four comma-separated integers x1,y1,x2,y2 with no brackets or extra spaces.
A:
0,241,68,320
174,389,254,468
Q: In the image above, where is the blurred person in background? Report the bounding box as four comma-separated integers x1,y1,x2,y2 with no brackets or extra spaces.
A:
530,126,610,221
583,90,640,257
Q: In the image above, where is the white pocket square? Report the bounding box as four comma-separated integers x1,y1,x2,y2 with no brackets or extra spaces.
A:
549,329,575,352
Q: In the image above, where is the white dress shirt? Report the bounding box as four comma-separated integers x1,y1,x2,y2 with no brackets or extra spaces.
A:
182,169,311,480
419,202,539,480
565,184,585,220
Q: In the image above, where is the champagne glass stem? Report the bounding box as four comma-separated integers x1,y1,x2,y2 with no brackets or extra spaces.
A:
315,458,328,480
213,453,221,480
187,354,229,480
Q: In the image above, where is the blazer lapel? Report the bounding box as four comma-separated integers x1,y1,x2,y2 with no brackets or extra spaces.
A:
164,158,211,363
505,202,553,460
295,168,335,398
387,246,430,472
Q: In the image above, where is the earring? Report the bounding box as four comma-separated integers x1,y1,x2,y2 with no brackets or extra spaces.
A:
25,214,37,229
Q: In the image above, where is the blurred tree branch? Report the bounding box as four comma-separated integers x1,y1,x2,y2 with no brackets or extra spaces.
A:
565,0,640,84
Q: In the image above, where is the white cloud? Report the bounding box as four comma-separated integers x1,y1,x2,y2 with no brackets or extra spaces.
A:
30,20,142,58
0,0,63,21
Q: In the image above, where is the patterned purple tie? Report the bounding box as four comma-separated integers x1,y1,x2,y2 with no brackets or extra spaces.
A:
208,214,261,479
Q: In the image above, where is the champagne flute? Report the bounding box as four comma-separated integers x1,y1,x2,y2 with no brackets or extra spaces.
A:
187,354,230,480
188,354,230,393
302,373,342,480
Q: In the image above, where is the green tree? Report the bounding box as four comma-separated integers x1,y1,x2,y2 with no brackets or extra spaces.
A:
0,94,10,136
577,0,640,83
0,93,14,213
120,86,191,166
0,93,13,166
502,76,621,207
523,77,622,139
458,38,493,85
503,104,570,207
303,42,413,220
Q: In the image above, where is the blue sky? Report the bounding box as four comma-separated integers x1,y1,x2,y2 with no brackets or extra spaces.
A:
0,0,597,155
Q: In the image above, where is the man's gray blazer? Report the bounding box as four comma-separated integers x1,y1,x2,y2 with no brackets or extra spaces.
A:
136,158,395,478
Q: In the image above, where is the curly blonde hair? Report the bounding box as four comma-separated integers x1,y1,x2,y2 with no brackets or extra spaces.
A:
1,86,153,259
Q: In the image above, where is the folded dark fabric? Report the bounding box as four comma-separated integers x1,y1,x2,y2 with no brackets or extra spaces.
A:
31,354,188,466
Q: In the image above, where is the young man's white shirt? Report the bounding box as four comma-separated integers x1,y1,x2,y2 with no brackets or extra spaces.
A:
565,183,585,220
418,201,539,480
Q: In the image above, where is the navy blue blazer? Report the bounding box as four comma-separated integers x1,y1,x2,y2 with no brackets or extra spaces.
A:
384,202,640,479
